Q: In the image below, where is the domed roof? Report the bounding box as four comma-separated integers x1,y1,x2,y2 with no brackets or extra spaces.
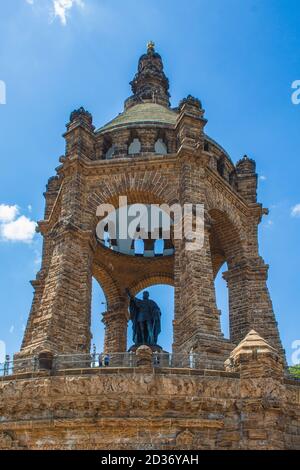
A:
97,102,178,134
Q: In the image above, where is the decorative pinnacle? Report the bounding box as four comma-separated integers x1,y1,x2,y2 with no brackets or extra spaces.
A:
147,41,155,53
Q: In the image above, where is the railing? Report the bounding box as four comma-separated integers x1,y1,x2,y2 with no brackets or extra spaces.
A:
0,351,224,378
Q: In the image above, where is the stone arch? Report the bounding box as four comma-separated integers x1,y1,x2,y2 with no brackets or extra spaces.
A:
129,274,174,296
85,170,179,233
127,274,175,352
208,207,248,343
206,183,247,244
92,261,123,307
209,208,245,273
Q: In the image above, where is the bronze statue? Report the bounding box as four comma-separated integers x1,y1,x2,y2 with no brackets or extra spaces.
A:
126,289,161,346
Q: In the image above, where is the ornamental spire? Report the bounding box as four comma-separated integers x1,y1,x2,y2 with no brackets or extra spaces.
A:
147,40,155,53
125,42,170,110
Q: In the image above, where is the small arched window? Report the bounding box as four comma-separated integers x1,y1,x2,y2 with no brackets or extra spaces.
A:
154,138,168,155
134,239,144,256
229,170,238,190
128,138,141,155
217,156,225,177
204,141,209,152
105,145,115,159
154,239,164,256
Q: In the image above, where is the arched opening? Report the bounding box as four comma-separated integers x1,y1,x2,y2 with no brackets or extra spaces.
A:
105,145,115,159
154,138,168,155
134,238,144,255
209,208,244,342
88,186,178,356
154,130,168,155
103,136,115,159
90,277,107,353
217,155,225,177
128,137,141,155
127,283,174,352
96,204,174,257
214,263,229,339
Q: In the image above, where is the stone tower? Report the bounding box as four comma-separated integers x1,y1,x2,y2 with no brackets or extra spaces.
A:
3,44,299,451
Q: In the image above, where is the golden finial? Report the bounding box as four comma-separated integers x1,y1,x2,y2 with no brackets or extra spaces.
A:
147,41,155,53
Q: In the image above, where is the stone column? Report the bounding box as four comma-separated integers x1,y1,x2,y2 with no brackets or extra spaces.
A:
236,156,258,203
113,129,131,158
225,330,285,450
102,301,128,353
19,228,94,357
140,129,157,153
173,97,234,363
223,259,285,360
17,108,97,359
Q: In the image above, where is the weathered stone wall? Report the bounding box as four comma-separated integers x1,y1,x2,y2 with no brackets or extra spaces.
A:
0,365,299,450
2,334,300,450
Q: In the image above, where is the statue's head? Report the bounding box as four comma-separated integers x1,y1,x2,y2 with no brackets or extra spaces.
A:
143,291,150,300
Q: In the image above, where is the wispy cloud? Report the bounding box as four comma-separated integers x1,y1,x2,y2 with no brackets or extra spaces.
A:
291,204,300,218
259,175,267,181
0,204,36,243
25,0,85,25
53,0,85,25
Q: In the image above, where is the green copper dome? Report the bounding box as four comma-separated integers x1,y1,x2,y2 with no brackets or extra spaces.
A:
97,103,178,134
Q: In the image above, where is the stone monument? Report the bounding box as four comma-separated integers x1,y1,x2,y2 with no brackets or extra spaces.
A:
0,43,299,450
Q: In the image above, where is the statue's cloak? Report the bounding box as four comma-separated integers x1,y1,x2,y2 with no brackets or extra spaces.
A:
129,297,161,345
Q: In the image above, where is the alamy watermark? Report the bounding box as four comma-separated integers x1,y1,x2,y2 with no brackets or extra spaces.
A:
96,197,204,252
0,80,6,105
291,80,300,105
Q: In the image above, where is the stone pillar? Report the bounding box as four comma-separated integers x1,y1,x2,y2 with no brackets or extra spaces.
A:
19,228,94,357
136,345,153,368
102,301,128,353
140,129,157,153
113,129,131,158
225,330,285,450
173,218,224,353
64,107,96,161
236,155,257,203
173,97,234,363
223,259,285,360
17,108,97,359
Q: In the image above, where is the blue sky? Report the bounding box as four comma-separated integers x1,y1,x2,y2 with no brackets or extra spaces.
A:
0,0,299,365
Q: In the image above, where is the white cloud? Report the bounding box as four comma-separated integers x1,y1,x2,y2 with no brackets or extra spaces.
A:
0,204,19,223
26,0,34,4
291,204,300,218
0,204,36,243
53,0,84,25
1,216,37,243
259,175,267,181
